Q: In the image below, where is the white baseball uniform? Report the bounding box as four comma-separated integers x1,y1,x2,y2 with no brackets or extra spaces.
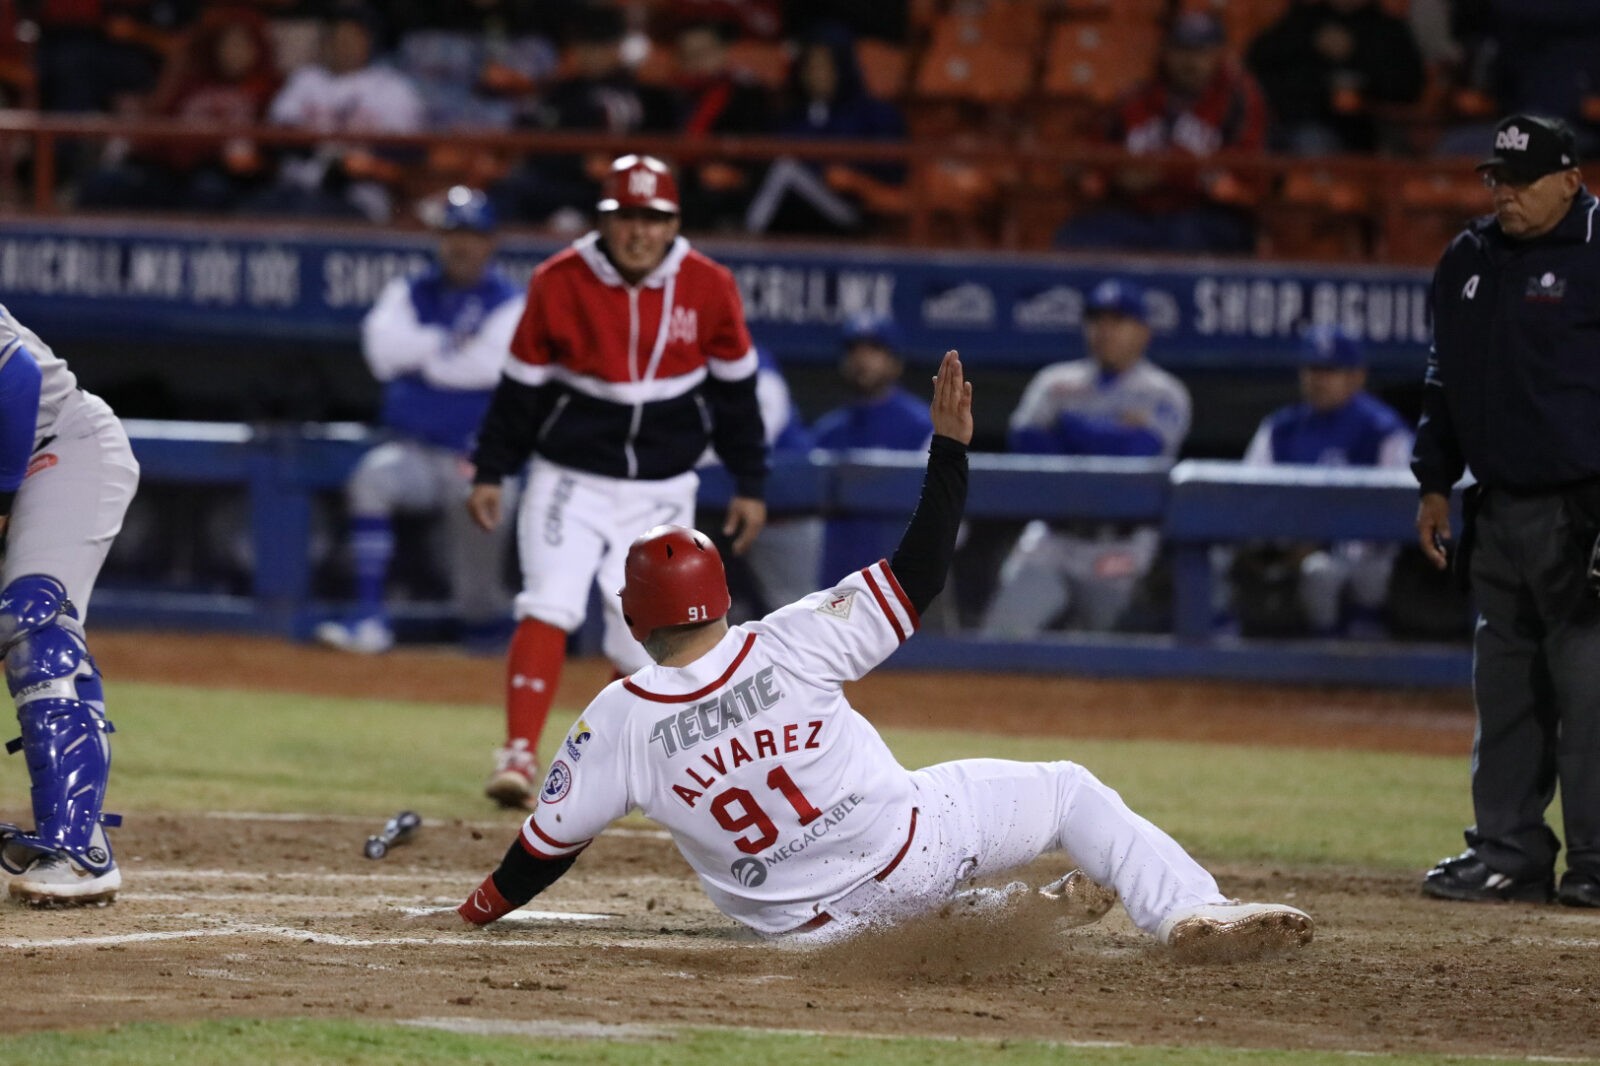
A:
521,559,1227,939
0,305,139,613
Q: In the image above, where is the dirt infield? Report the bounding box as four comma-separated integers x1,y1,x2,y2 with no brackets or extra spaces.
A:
4,632,1596,1057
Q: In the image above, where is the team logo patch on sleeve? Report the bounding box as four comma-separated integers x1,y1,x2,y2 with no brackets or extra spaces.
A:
563,719,593,762
816,589,856,620
540,759,573,804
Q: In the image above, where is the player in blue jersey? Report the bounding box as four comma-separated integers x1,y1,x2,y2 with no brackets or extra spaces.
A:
316,187,524,654
0,305,140,906
982,279,1192,634
812,313,933,584
1239,325,1412,634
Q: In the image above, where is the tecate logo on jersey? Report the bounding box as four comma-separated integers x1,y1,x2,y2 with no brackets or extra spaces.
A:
730,856,767,887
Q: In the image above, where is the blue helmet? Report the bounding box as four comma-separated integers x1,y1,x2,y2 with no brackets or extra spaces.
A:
1297,324,1364,368
432,186,496,233
840,311,902,353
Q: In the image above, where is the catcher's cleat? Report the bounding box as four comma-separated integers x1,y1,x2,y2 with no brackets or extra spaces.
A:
1157,901,1313,962
314,617,394,655
1421,851,1554,903
484,741,539,809
1039,869,1119,927
8,824,121,908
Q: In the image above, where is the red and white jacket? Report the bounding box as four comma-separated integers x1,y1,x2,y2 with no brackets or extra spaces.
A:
472,233,768,496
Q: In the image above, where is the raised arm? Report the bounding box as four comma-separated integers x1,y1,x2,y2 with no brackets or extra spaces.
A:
888,350,972,615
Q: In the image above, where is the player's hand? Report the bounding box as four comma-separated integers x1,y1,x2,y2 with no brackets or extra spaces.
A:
724,497,767,555
467,484,503,533
1416,492,1452,570
930,349,973,445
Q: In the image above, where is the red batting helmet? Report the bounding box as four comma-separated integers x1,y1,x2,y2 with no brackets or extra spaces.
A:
619,525,730,643
597,154,680,214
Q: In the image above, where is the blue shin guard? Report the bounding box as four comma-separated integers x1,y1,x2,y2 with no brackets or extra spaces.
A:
0,574,118,876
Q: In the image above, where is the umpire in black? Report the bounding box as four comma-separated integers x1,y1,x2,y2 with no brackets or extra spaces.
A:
1414,113,1600,908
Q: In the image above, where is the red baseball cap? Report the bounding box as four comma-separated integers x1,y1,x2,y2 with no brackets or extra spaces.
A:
597,154,680,214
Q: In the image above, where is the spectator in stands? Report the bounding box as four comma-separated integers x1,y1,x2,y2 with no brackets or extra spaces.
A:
251,2,426,222
77,7,280,212
1233,326,1413,636
315,187,523,655
1056,12,1267,254
671,18,774,231
490,6,675,230
812,313,931,584
1247,0,1426,154
982,279,1191,635
744,20,905,236
34,0,188,115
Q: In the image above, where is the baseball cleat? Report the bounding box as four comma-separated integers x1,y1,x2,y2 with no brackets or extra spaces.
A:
1039,869,1119,927
485,741,539,809
8,853,121,908
1157,901,1313,962
314,617,394,655
1421,851,1555,903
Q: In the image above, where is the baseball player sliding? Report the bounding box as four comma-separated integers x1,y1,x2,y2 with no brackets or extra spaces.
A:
455,351,1314,958
0,305,139,907
468,153,768,808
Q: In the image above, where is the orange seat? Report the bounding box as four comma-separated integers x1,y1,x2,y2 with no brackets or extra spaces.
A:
1041,20,1160,104
726,38,790,92
914,26,1036,105
1259,169,1373,261
1380,172,1486,264
857,38,909,102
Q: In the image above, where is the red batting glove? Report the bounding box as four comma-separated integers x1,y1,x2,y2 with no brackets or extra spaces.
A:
457,875,515,926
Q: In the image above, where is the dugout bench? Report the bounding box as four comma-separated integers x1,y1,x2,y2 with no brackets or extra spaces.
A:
94,422,1471,687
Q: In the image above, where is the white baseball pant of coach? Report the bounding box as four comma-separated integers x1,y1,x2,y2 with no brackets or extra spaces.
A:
514,458,698,671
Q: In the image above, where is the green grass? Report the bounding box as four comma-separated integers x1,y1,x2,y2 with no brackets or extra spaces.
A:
7,1020,1585,1066
103,680,1482,870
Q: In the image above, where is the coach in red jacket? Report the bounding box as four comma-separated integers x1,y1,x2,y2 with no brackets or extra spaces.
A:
467,154,769,808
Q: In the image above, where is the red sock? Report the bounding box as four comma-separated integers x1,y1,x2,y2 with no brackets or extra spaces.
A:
506,619,566,749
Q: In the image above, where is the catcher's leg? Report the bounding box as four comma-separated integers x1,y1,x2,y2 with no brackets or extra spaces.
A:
0,573,121,906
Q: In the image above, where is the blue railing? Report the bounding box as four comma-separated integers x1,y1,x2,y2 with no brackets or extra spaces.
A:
95,422,1471,687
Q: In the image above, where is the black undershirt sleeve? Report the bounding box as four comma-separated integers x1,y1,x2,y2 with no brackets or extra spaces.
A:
489,838,579,908
889,435,969,616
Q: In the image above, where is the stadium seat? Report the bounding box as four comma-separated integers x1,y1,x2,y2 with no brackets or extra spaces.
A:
857,38,909,103
912,5,1042,106
725,38,790,91
1257,169,1372,261
1040,20,1160,105
1380,172,1485,265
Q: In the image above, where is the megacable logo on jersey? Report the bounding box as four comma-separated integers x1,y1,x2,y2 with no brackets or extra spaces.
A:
1496,125,1530,152
730,856,767,887
540,759,573,804
816,588,856,621
563,719,593,763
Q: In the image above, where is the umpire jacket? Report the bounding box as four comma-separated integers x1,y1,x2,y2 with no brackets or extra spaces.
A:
1413,188,1600,497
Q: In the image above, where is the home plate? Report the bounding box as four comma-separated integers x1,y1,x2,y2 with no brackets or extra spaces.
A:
398,906,612,922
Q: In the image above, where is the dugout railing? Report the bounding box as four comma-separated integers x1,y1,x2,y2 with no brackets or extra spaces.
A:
92,421,1471,687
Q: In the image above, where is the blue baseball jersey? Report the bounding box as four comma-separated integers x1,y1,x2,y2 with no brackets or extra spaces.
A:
1007,358,1191,458
361,266,524,454
1244,392,1413,469
813,388,933,582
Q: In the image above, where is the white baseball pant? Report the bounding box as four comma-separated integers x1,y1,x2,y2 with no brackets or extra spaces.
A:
513,458,697,671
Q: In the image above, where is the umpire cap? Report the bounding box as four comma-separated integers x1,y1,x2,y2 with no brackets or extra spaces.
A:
619,525,730,643
598,155,681,214
1477,114,1580,185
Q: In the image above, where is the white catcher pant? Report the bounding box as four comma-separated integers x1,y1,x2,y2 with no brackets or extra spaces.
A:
3,390,139,617
514,458,697,672
788,759,1227,943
